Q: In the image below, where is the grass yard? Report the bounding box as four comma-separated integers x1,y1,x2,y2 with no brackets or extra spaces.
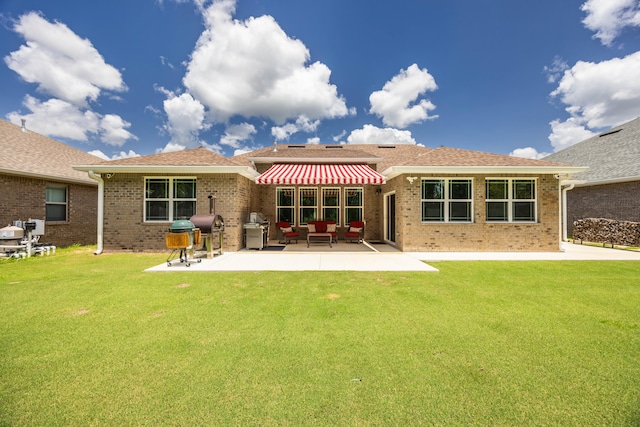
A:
1,247,639,426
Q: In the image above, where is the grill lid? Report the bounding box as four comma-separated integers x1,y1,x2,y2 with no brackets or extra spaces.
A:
169,219,195,233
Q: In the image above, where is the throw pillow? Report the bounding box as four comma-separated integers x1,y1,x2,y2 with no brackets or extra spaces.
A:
281,227,293,234
349,226,362,233
307,224,316,233
326,223,336,233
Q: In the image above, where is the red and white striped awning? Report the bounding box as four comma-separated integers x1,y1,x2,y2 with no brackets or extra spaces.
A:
256,164,386,185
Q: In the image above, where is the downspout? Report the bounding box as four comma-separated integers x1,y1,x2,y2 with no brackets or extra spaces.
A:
87,170,104,255
561,183,575,242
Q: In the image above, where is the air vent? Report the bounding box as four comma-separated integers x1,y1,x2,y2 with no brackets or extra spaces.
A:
287,145,306,148
377,145,396,148
325,146,343,149
599,129,622,137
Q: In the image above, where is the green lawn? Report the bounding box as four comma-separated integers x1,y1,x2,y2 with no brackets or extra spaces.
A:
1,247,639,426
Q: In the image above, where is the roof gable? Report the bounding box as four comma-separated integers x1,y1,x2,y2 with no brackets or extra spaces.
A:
0,119,99,185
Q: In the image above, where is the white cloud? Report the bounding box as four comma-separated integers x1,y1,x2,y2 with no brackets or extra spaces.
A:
332,130,347,143
5,12,126,107
6,95,135,146
183,0,350,124
162,92,209,147
509,147,551,160
544,56,569,84
99,114,137,146
548,118,597,151
156,142,187,153
88,149,140,160
347,124,417,145
369,64,438,128
550,51,640,130
271,115,320,140
581,0,640,46
307,137,320,145
220,122,256,148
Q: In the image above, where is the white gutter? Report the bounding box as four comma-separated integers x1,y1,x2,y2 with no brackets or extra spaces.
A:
381,165,589,179
87,170,104,255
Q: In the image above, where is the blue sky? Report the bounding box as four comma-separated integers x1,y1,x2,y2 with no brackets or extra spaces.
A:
1,0,640,160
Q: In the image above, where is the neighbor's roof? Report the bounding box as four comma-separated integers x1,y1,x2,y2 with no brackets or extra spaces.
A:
0,119,99,185
74,147,259,179
543,117,640,185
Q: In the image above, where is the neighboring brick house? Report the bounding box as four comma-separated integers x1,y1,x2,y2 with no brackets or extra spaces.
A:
0,119,99,247
75,142,585,252
544,117,640,238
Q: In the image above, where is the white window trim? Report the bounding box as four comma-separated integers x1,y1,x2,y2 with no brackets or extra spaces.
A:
321,187,341,225
485,177,537,223
143,176,196,223
275,187,296,225
344,187,364,225
421,178,474,223
45,184,68,222
298,187,318,226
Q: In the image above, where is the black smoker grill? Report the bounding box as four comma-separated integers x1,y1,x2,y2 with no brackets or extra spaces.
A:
165,219,202,267
189,194,224,258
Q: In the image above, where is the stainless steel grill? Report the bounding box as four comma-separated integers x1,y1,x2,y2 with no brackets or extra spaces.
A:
190,214,224,258
244,212,269,250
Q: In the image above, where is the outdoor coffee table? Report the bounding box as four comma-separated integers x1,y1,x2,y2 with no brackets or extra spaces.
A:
307,232,332,248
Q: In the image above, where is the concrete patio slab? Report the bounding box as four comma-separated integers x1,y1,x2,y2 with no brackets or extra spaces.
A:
145,242,639,273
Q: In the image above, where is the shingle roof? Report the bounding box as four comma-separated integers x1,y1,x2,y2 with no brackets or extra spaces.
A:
87,147,243,167
0,119,99,185
543,117,640,183
399,146,572,167
235,143,575,171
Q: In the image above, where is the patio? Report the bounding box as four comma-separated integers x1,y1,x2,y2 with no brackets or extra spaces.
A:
145,242,640,272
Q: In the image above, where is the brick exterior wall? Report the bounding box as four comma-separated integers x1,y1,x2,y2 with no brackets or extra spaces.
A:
566,180,640,237
101,173,253,252
390,174,561,252
0,173,97,247
99,171,562,253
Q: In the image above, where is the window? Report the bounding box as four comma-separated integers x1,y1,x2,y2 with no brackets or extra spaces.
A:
322,188,340,224
344,188,363,223
421,179,473,222
276,187,295,223
144,177,196,222
486,178,536,222
299,188,318,225
46,185,67,221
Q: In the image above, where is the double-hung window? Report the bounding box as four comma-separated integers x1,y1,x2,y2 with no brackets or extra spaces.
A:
145,177,196,222
46,185,67,221
276,187,295,223
322,188,340,224
486,178,536,222
299,188,318,225
344,188,363,223
421,179,473,222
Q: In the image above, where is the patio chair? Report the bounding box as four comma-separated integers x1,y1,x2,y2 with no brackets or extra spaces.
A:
345,221,365,243
276,221,299,244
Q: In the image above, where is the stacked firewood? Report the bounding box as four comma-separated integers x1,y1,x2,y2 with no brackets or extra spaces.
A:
573,218,640,246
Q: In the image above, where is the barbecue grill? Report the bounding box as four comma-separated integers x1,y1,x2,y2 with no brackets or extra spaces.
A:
190,214,224,258
165,219,201,267
189,194,224,258
243,212,269,250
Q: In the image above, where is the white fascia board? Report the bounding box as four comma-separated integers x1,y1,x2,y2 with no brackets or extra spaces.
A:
73,165,260,179
381,165,589,180
248,156,382,164
1,167,98,186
